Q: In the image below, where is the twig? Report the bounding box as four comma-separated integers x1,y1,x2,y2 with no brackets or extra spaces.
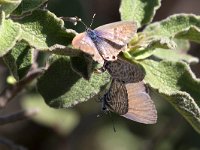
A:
0,136,27,150
0,109,39,125
60,16,81,25
0,68,45,108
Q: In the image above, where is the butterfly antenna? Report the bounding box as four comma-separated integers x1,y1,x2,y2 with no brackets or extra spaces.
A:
89,14,96,28
108,111,116,132
97,111,104,118
78,18,89,30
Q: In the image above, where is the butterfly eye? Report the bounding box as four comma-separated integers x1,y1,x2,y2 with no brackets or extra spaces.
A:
102,107,106,111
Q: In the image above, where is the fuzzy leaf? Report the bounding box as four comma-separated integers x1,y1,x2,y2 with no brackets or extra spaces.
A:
175,26,200,43
119,0,161,28
0,0,22,16
144,14,200,44
37,56,110,108
173,39,190,52
16,10,75,50
49,44,81,57
153,48,199,64
70,54,95,80
21,94,79,135
13,0,48,15
129,36,177,60
3,40,32,80
0,11,21,56
140,60,200,133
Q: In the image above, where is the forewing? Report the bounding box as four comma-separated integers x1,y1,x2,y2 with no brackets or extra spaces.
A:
95,21,137,46
122,82,157,124
105,79,128,115
95,38,124,61
104,58,145,83
72,32,104,64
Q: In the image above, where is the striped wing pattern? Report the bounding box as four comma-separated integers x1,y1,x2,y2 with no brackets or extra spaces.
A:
102,57,157,124
102,80,157,124
104,58,145,83
103,79,128,115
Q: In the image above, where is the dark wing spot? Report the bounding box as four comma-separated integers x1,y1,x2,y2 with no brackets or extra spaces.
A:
112,56,116,59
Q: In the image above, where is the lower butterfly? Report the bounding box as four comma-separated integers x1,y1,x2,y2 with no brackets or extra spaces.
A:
101,79,157,124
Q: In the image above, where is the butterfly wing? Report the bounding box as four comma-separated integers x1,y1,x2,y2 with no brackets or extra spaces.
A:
103,79,128,115
95,21,137,46
104,58,145,83
122,82,157,124
72,32,104,64
94,36,124,61
72,21,137,63
103,80,157,124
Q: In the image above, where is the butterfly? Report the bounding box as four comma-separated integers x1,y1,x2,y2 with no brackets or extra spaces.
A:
72,20,137,64
104,58,145,83
101,79,157,124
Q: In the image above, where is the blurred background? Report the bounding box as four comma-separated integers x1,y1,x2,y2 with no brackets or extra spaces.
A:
0,0,200,149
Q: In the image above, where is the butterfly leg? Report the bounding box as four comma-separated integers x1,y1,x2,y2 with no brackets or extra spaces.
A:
94,67,106,74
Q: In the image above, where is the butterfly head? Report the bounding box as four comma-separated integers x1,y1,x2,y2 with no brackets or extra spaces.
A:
99,94,110,113
98,96,117,132
75,14,96,31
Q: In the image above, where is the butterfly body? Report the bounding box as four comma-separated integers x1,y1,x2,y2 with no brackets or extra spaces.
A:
72,21,137,64
86,28,100,43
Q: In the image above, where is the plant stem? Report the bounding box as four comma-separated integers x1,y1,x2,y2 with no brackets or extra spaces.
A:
0,68,44,108
0,109,39,125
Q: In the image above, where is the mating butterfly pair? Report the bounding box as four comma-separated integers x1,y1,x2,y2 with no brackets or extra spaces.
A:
103,59,157,124
72,20,157,124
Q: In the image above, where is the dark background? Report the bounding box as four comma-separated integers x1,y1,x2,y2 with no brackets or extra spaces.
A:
0,0,200,150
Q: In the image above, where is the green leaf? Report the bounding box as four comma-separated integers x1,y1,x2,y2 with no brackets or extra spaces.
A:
119,0,161,28
126,34,190,60
70,54,95,80
129,36,177,60
144,14,200,43
49,44,81,57
175,26,200,43
140,60,200,133
37,56,110,108
0,11,21,56
153,48,199,64
17,9,75,50
0,0,22,16
21,94,80,135
3,40,32,80
12,0,48,15
173,39,190,52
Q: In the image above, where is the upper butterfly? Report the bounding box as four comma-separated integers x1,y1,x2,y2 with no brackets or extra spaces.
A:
72,20,137,64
